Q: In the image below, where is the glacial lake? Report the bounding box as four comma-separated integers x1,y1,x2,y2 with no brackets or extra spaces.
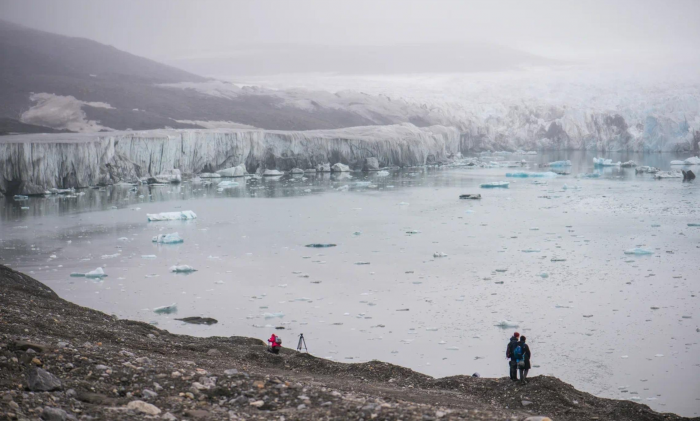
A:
1,151,698,416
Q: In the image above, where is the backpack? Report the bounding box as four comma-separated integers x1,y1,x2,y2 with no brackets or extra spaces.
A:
275,337,282,345
513,344,524,361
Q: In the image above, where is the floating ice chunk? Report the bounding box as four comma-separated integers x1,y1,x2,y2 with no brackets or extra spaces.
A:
425,327,438,331
147,210,197,221
670,156,700,165
522,249,541,253
331,163,350,172
142,255,157,259
354,181,372,187
459,194,481,200
505,171,557,178
579,173,600,178
593,157,621,167
217,164,246,177
376,170,390,176
480,181,509,188
217,180,239,190
101,253,120,259
433,252,448,258
85,267,106,278
635,166,660,174
624,248,653,255
355,262,370,265
153,303,177,314
199,172,221,178
170,265,197,273
263,169,283,176
620,161,636,167
264,312,285,319
495,320,519,328
13,195,29,201
406,230,421,234
540,272,549,278
654,171,682,179
152,232,184,244
305,243,336,248
688,223,700,227
446,346,459,351
547,160,572,167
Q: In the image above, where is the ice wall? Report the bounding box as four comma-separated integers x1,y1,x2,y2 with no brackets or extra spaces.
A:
0,124,459,195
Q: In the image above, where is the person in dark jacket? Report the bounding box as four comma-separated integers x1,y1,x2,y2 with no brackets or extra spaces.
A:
505,332,520,380
518,336,531,383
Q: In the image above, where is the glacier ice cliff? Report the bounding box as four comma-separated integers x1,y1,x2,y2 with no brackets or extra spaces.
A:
0,124,459,195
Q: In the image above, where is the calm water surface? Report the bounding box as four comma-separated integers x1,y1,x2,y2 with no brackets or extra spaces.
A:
1,151,699,416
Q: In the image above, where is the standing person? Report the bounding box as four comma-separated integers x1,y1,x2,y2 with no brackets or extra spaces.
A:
505,332,520,380
518,336,531,383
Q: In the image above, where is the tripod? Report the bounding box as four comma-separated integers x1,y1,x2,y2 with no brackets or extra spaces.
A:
297,333,308,353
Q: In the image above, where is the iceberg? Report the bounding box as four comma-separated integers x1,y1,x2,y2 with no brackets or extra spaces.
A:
670,156,700,165
624,248,653,255
290,168,305,174
376,170,390,176
170,265,197,273
593,157,621,167
688,223,700,227
305,243,336,248
147,210,197,222
620,161,636,167
635,166,660,174
263,169,283,176
654,171,682,179
71,267,107,278
480,181,509,188
547,160,572,167
505,171,557,178
199,173,221,178
217,180,239,189
433,252,448,258
152,232,184,244
331,163,351,172
153,303,177,314
216,164,246,177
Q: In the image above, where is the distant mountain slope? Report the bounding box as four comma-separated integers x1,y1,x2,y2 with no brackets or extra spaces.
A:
0,19,379,132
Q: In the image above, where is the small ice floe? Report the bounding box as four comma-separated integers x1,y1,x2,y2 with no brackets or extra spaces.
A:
505,171,557,178
547,160,572,167
376,170,390,176
540,272,549,278
305,243,336,248
406,230,421,234
152,233,184,244
578,173,600,178
688,223,700,227
425,327,438,332
495,320,519,328
670,156,700,165
170,265,197,273
635,166,660,174
71,267,107,278
433,252,448,258
459,194,481,200
264,312,285,319
593,157,621,167
624,248,653,255
522,249,541,253
153,303,177,314
147,211,197,221
355,262,371,265
654,171,682,179
480,181,509,188
101,253,120,259
13,195,29,201
142,255,157,259
263,169,283,176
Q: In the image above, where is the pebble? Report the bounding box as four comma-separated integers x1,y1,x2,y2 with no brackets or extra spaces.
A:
126,400,161,415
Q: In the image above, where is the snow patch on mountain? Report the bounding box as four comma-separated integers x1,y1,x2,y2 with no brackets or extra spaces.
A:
20,93,114,132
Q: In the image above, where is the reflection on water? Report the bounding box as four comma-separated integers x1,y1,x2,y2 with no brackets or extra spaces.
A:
1,150,699,417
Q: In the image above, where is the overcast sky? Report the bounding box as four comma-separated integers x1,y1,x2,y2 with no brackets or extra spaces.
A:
2,0,699,66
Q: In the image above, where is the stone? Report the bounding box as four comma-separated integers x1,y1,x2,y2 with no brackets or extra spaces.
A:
682,169,696,181
224,369,238,376
523,418,552,421
331,163,350,172
142,389,158,399
26,367,62,391
250,400,264,408
14,341,49,353
522,400,533,407
363,157,379,171
41,407,67,421
184,409,210,419
206,349,221,356
126,400,161,415
162,413,177,421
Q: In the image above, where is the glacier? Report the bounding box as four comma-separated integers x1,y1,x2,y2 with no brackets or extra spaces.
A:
0,124,460,195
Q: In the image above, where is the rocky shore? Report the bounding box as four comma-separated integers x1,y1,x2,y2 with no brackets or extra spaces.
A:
0,264,694,421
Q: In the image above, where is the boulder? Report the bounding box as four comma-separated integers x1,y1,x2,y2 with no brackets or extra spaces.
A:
331,163,350,172
41,407,67,421
316,163,331,172
290,168,305,174
126,400,161,415
26,367,62,391
217,164,246,177
363,157,379,171
682,169,696,181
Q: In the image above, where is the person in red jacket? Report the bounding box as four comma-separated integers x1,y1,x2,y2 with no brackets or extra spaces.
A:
268,334,282,354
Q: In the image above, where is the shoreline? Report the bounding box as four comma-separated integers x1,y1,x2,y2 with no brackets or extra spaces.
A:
0,264,695,420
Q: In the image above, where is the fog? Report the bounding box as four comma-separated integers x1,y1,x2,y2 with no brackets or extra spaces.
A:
2,0,700,76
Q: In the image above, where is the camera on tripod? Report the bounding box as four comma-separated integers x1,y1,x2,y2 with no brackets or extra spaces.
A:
297,333,308,353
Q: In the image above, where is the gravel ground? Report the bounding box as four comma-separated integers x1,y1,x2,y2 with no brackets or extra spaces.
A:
0,264,694,421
